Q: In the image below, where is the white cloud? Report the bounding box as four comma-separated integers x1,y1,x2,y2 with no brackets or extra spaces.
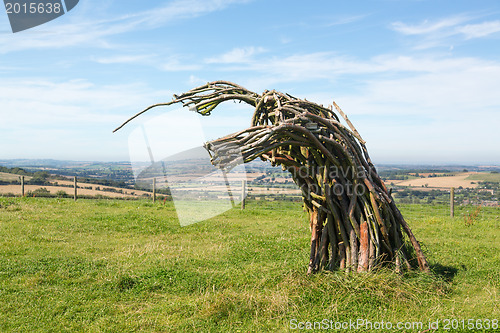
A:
0,78,170,127
323,14,369,27
391,16,468,35
205,46,266,64
391,15,500,49
92,53,201,71
223,52,494,89
280,37,292,44
207,51,360,87
93,55,153,64
141,0,251,28
0,0,250,54
458,20,500,39
0,78,174,160
237,52,500,114
188,75,208,86
160,56,201,71
337,61,500,114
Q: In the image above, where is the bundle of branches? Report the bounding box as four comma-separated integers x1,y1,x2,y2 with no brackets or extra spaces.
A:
115,80,430,274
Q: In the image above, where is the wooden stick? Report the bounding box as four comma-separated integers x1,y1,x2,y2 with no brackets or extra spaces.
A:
358,221,369,272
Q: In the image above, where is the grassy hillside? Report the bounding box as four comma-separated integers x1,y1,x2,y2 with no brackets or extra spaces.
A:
467,172,500,182
0,172,32,182
0,198,498,332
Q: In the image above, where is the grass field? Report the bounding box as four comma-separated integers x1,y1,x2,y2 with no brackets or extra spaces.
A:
0,198,498,332
0,172,32,182
0,178,153,199
467,172,500,183
387,172,480,190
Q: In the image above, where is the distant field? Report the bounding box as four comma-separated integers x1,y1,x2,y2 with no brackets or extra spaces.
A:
0,172,32,182
2,170,497,199
0,170,299,198
0,198,498,331
467,172,500,182
387,172,480,189
0,184,152,198
0,178,152,198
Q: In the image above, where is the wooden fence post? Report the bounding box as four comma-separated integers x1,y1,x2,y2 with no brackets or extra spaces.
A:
153,178,156,203
74,177,77,201
450,187,454,217
20,176,24,197
241,179,246,210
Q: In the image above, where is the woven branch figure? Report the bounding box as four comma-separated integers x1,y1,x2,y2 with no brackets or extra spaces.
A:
115,81,430,274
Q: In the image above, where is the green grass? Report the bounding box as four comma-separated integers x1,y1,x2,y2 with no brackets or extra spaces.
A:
0,198,498,332
0,172,32,182
466,172,500,182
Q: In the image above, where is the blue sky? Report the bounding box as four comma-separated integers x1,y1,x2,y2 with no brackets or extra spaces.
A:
0,0,499,164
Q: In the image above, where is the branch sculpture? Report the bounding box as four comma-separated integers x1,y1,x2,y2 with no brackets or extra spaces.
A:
114,80,430,274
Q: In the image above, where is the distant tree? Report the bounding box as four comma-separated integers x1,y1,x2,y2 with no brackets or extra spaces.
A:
29,171,50,185
29,187,51,197
56,190,68,198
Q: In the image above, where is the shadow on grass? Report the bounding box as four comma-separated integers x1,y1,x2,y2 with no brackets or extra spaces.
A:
430,263,459,282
